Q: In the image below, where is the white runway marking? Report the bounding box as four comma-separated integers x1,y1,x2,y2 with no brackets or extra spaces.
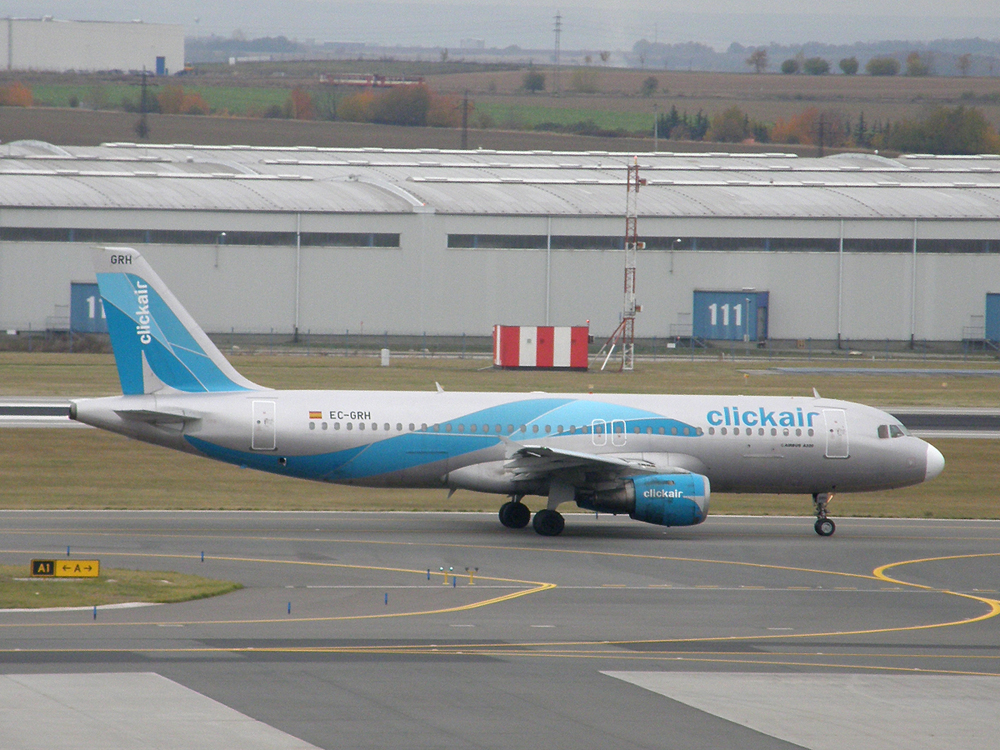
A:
0,672,319,750
604,671,1000,750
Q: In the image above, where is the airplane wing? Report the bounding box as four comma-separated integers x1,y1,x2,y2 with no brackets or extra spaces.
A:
505,444,690,482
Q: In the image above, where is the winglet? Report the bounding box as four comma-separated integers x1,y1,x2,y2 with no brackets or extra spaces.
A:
94,246,262,395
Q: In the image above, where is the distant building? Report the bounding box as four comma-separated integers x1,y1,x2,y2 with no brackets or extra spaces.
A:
459,39,486,50
1,17,183,74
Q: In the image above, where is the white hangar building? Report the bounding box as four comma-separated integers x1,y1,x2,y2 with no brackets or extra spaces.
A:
2,18,184,75
1,141,999,346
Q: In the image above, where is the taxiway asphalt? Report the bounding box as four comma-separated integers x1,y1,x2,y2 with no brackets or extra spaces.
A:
1,511,998,749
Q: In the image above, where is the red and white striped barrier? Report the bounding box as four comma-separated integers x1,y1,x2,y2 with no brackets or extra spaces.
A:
493,325,589,370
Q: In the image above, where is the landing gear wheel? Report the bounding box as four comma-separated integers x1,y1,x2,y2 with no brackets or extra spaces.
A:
812,492,836,537
814,518,836,537
499,500,530,529
532,508,565,537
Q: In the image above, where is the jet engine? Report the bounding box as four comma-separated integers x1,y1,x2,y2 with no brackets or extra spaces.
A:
577,474,710,527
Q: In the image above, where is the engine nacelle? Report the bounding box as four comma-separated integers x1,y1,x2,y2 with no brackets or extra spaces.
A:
577,473,710,527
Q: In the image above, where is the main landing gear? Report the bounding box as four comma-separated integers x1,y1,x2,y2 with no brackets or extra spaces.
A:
498,497,566,536
498,498,530,529
813,492,836,537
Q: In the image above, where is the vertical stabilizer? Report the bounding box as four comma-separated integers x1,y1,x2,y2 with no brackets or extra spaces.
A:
94,246,262,395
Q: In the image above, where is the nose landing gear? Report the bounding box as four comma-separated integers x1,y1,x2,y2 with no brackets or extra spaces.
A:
813,492,836,536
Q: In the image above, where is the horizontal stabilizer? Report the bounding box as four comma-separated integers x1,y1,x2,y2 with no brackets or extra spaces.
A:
114,407,203,427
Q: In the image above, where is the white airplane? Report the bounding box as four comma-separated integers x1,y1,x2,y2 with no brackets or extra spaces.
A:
71,247,944,537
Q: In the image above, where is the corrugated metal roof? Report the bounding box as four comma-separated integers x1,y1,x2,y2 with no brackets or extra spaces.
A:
3,142,1000,220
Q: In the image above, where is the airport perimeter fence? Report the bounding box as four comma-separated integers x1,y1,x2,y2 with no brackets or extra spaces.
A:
2,326,999,363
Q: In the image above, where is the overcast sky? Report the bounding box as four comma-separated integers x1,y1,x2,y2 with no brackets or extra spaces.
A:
11,1,1000,49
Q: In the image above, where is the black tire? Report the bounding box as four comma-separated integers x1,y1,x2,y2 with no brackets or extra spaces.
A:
499,501,530,529
532,509,565,536
814,518,836,537
508,502,530,529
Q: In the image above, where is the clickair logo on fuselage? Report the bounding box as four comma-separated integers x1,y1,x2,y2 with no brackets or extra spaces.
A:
706,406,819,428
134,280,152,345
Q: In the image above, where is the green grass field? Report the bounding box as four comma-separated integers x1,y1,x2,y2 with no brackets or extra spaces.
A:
0,565,241,609
474,101,654,133
2,352,997,518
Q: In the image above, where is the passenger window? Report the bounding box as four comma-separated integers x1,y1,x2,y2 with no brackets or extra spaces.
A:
734,428,740,436
456,424,463,433
671,427,678,435
808,428,814,437
520,425,527,433
545,425,551,433
470,424,477,433
708,427,715,435
309,422,316,431
408,423,414,431
347,423,353,431
696,428,703,436
397,423,403,431
646,427,652,435
569,426,576,434
771,428,777,436
721,427,727,435
334,422,341,430
758,428,764,436
659,427,665,435
322,423,328,431
359,423,366,431
446,424,453,433
795,428,801,436
433,424,440,432
421,423,427,431
878,425,889,439
384,423,390,431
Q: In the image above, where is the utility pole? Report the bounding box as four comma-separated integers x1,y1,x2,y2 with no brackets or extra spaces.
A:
135,68,149,139
461,89,469,149
553,11,562,96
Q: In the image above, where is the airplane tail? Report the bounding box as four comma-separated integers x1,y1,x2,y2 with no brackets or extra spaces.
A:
93,246,262,395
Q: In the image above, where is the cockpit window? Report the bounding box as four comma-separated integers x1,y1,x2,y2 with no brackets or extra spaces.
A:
880,423,907,438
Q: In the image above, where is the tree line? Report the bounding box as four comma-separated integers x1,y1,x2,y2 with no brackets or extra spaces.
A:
655,103,1000,154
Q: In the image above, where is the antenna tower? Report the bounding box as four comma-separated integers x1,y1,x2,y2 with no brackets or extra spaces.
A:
597,158,644,371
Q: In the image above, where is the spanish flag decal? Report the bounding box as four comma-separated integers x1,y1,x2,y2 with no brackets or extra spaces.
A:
309,411,322,419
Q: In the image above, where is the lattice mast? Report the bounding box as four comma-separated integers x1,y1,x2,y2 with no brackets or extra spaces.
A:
598,157,645,371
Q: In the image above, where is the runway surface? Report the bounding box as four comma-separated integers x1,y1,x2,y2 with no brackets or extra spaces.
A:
1,511,999,749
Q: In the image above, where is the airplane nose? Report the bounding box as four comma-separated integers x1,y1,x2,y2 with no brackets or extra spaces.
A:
924,443,945,481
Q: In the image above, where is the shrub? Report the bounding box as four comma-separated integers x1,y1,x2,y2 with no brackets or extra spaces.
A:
0,82,33,107
780,59,800,74
866,57,900,76
839,57,859,75
803,57,830,75
523,70,545,93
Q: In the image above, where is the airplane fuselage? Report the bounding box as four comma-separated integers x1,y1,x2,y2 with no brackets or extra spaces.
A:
72,390,936,497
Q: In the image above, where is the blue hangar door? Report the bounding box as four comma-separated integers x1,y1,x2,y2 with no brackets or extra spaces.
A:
693,290,769,341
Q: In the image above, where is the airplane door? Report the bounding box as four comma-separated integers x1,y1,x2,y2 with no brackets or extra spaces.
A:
611,419,627,447
591,419,607,446
252,400,277,451
823,408,849,459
